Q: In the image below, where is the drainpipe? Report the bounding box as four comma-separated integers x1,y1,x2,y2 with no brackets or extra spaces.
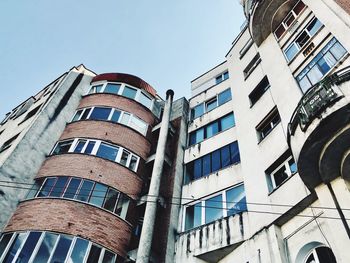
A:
136,89,174,263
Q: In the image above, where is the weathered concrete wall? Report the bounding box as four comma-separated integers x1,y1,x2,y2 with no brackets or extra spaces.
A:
0,66,95,229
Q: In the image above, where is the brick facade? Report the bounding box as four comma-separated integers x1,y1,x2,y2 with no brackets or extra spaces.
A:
335,0,350,15
60,121,151,160
4,199,131,258
37,154,143,199
78,94,156,126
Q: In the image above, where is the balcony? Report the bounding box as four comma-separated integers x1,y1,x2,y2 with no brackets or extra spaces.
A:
242,0,299,46
287,66,350,189
175,213,247,263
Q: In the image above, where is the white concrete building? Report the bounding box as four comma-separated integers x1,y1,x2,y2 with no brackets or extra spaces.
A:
176,1,350,262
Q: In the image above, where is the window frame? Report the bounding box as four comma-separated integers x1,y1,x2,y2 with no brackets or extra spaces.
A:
267,156,297,192
256,107,281,142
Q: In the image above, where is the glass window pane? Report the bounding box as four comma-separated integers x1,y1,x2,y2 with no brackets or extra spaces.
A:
32,233,58,263
293,1,305,15
67,238,89,263
52,140,74,155
212,150,221,172
273,166,289,187
285,44,298,61
83,141,96,154
72,110,83,122
75,180,94,202
129,156,138,171
49,177,68,197
26,181,42,199
129,116,147,135
49,235,72,263
330,42,347,60
139,92,152,108
206,98,217,112
298,76,312,93
89,107,111,121
289,158,297,174
230,142,241,164
226,184,247,216
307,18,322,36
202,154,211,176
275,24,285,39
195,128,204,143
86,245,102,263
37,178,57,197
218,89,232,105
120,113,131,125
223,71,229,80
221,114,235,131
185,203,202,230
104,83,120,94
111,110,121,123
0,233,14,260
221,145,231,168
4,233,27,263
81,108,91,120
193,159,202,180
122,86,137,99
295,31,310,48
205,195,223,224
206,122,219,138
73,140,86,153
102,250,116,263
114,194,129,218
16,231,41,263
63,178,81,199
96,143,119,162
103,188,119,212
120,150,130,166
192,104,204,119
89,183,108,207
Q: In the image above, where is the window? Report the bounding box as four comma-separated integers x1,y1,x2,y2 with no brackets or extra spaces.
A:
189,113,235,145
71,106,148,136
304,246,336,263
183,184,247,231
139,91,153,108
0,133,20,153
186,141,240,182
104,83,120,94
0,113,11,125
239,38,254,59
296,37,347,92
122,86,137,99
0,231,119,263
190,88,232,120
243,53,261,79
51,138,140,172
256,107,281,142
284,17,323,62
266,152,297,192
274,1,306,40
18,104,42,125
215,71,229,84
27,176,130,219
249,76,270,106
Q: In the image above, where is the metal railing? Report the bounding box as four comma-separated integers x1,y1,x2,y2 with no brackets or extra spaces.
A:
289,66,350,136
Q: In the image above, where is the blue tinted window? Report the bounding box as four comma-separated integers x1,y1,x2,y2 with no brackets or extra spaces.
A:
84,141,96,154
75,180,94,202
211,150,221,172
226,184,247,216
111,110,121,122
189,128,204,145
49,176,68,197
193,159,202,180
206,122,219,138
103,188,119,212
37,178,56,197
202,155,211,176
185,203,202,230
206,98,217,112
0,233,13,259
16,232,41,263
63,178,81,199
191,104,204,119
96,143,119,161
221,114,235,131
89,183,108,207
32,233,58,263
221,145,231,168
50,235,72,263
68,238,89,263
218,89,232,105
73,140,86,153
4,233,27,263
205,195,223,224
104,83,120,94
122,86,137,99
230,142,241,164
89,107,111,121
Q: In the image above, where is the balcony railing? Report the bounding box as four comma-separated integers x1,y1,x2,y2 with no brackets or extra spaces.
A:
289,66,350,135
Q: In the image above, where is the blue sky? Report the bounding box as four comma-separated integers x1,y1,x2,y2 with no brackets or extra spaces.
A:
0,0,245,118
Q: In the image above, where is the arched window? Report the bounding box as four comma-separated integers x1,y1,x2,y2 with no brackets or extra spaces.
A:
304,246,336,263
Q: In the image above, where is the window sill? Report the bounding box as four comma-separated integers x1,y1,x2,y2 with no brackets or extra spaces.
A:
268,172,297,196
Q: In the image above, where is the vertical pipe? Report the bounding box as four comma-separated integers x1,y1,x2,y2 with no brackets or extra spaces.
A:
136,89,174,263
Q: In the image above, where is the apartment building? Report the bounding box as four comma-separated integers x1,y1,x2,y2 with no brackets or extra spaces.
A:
0,68,188,262
176,0,350,263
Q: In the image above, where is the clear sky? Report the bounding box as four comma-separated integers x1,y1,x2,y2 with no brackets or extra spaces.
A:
0,0,245,118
